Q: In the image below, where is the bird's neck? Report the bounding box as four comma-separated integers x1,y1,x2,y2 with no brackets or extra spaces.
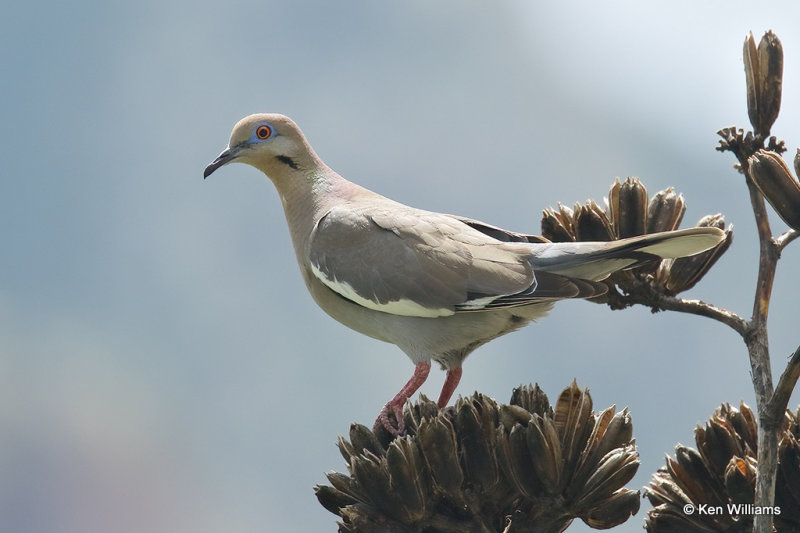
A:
269,166,361,266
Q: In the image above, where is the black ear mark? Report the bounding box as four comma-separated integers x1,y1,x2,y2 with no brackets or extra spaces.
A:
276,155,299,170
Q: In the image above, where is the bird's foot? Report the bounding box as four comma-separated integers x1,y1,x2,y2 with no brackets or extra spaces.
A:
372,361,431,437
373,401,406,436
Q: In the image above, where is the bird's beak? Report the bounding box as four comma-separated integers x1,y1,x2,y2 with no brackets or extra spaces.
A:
204,145,244,179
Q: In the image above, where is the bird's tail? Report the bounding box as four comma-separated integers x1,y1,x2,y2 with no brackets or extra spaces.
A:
529,227,725,281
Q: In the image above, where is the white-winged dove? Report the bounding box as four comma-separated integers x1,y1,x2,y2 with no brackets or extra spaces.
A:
205,114,725,435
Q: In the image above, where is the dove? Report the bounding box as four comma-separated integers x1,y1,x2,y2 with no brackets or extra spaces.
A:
205,113,725,435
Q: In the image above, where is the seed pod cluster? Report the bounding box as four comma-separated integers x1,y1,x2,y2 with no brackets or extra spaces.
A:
645,403,800,532
541,178,732,300
316,383,640,532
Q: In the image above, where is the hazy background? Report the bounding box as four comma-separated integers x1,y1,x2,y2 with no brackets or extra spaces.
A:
2,2,800,532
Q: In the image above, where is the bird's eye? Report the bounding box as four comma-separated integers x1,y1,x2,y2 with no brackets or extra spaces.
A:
256,125,272,140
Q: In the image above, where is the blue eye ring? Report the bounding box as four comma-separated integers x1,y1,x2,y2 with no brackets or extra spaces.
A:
255,124,272,140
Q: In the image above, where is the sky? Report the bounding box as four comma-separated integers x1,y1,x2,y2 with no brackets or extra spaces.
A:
2,1,800,532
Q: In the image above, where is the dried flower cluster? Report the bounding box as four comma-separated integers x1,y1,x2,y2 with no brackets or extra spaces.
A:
316,383,640,533
717,31,785,170
541,178,733,305
645,403,800,532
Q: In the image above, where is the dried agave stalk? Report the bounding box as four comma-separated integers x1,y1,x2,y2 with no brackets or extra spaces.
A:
316,383,640,532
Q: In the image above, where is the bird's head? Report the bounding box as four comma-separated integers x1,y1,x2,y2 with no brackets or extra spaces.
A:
204,113,320,180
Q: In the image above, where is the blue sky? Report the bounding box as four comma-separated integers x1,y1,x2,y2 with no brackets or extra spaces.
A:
2,2,800,532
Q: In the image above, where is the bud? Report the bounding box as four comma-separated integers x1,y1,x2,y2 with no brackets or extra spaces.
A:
743,31,783,136
748,150,800,230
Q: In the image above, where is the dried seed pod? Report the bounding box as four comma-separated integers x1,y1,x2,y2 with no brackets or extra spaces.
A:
660,215,733,295
612,177,649,238
338,435,356,466
723,456,756,504
748,150,800,230
314,484,357,515
574,200,614,241
497,422,543,499
499,404,533,429
568,407,618,497
668,445,726,508
697,417,742,475
574,444,639,509
541,204,576,242
349,423,385,458
744,31,783,136
526,413,563,490
510,383,552,417
756,31,783,134
350,452,398,519
417,417,462,497
729,402,758,454
744,32,761,133
581,489,641,529
385,438,427,522
454,396,500,491
554,381,595,481
646,187,685,233
646,469,692,509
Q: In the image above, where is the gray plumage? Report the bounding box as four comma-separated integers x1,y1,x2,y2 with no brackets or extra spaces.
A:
205,113,726,434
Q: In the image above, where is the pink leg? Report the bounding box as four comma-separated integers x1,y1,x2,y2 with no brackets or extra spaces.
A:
374,361,431,436
437,367,462,408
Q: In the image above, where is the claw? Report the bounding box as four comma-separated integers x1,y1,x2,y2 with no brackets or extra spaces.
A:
372,361,431,437
374,401,405,436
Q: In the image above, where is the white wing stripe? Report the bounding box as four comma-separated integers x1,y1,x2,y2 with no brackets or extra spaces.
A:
310,264,454,318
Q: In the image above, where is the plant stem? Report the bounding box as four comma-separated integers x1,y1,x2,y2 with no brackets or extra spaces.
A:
767,346,800,418
650,295,748,336
742,163,780,533
776,228,799,250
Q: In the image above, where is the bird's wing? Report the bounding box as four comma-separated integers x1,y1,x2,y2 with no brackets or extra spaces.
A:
450,215,550,244
308,204,601,317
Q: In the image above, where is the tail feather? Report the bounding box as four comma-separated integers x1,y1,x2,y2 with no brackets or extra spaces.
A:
530,227,725,281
